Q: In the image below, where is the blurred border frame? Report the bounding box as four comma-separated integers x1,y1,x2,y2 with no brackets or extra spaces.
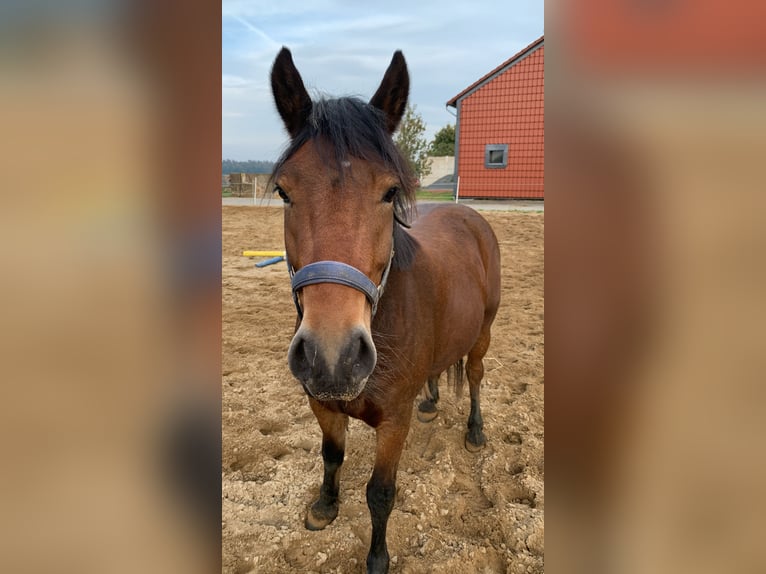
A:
547,1,766,573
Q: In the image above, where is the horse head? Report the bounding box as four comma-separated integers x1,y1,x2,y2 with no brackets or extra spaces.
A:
270,48,413,401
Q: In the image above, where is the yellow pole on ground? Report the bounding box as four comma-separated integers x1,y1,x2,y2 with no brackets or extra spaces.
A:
243,250,285,257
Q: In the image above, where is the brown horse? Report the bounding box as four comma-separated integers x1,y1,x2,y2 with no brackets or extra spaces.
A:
270,48,501,573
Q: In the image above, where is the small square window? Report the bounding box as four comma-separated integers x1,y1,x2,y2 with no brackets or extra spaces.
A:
488,149,504,164
485,144,508,168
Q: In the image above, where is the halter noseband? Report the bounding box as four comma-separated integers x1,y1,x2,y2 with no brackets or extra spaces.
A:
287,243,395,319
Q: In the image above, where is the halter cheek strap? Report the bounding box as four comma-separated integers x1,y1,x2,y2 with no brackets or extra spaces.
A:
287,244,395,319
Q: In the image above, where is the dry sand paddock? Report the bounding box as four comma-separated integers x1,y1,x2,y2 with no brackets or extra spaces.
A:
222,205,543,573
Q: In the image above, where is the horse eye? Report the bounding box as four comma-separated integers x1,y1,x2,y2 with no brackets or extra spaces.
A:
383,186,399,203
274,185,290,204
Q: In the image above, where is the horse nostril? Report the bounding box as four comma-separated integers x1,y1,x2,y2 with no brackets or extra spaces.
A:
343,328,377,383
288,331,315,381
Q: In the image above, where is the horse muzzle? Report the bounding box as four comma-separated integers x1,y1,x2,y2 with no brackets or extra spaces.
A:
287,325,377,401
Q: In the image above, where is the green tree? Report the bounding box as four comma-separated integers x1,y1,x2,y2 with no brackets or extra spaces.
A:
428,124,455,156
394,104,431,183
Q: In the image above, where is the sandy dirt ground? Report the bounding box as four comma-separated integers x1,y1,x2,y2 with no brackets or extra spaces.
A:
222,206,544,574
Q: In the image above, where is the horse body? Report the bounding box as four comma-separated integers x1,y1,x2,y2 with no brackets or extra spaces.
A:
409,204,501,378
269,47,500,574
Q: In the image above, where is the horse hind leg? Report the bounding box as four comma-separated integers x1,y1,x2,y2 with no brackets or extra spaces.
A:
416,376,440,423
465,330,491,452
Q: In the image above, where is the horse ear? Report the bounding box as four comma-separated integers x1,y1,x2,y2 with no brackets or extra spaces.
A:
271,47,312,138
369,51,409,133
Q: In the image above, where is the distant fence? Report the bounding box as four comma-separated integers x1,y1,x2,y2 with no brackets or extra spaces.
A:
224,173,273,198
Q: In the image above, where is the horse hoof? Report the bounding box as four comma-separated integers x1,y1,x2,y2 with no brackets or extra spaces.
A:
417,409,438,423
305,502,338,531
366,549,390,574
417,399,437,423
464,433,486,453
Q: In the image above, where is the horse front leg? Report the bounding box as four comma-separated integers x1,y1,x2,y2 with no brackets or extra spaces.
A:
306,398,348,530
366,417,410,574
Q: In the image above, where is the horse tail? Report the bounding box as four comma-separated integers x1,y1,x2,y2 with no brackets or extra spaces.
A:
448,358,465,398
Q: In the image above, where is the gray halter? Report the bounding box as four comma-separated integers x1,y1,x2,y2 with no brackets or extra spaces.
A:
287,243,395,319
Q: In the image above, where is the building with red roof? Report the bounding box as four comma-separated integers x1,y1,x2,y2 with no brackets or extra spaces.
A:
447,36,544,199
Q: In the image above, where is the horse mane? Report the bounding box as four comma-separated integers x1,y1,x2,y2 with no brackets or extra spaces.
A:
272,96,419,270
392,224,417,270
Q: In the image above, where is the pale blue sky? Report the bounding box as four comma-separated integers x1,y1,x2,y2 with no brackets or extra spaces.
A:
222,1,544,161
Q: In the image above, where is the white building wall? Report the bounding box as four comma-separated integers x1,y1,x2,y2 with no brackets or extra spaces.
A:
420,156,455,187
